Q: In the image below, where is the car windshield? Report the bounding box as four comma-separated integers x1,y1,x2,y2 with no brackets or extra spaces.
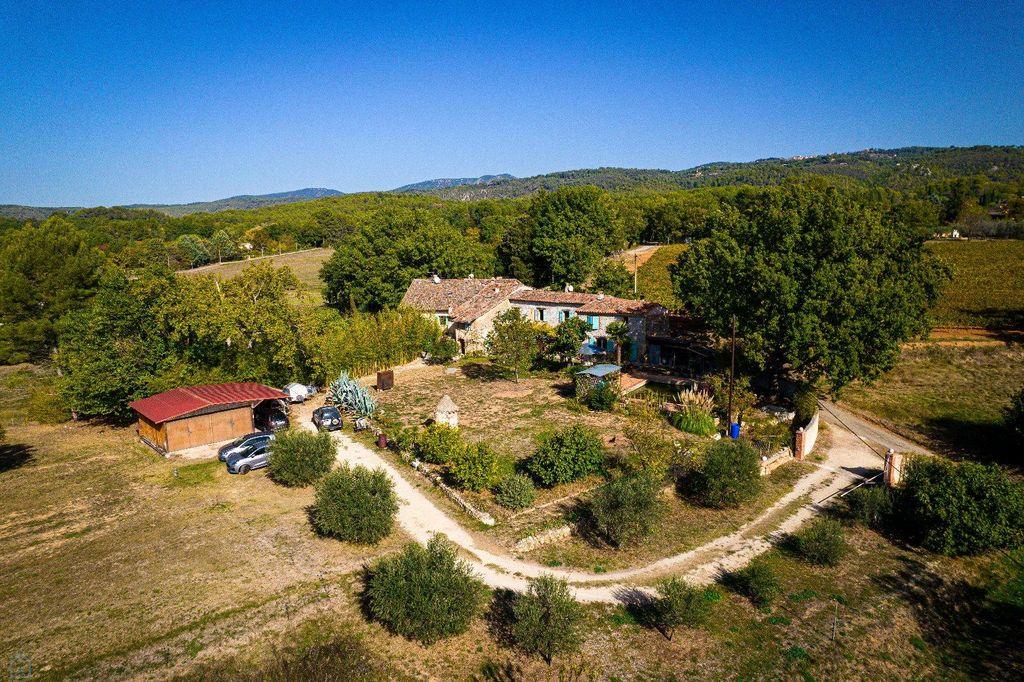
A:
321,409,340,419
234,443,258,457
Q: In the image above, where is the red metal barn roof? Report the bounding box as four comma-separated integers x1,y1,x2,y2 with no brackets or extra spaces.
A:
130,383,287,424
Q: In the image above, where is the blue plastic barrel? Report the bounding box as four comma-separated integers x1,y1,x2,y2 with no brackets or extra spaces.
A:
729,423,740,439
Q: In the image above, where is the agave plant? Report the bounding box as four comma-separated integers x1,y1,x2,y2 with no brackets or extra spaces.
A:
674,386,715,412
328,370,376,416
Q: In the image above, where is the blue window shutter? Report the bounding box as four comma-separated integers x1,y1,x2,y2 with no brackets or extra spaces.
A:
587,315,597,330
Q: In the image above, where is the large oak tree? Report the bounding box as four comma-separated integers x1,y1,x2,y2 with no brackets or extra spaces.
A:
671,183,949,389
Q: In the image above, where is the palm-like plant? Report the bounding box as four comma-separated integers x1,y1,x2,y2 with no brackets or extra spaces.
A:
605,320,630,365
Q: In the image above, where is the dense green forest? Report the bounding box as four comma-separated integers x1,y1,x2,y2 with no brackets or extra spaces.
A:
403,146,1024,199
1,144,1022,416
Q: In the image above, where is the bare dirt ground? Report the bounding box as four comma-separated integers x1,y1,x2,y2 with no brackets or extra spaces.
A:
611,244,661,273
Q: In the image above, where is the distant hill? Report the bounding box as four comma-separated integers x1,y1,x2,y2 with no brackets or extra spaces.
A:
128,187,344,217
408,146,1024,200
0,187,344,221
393,174,514,193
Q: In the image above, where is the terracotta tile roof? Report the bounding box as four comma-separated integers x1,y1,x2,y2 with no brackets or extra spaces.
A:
451,280,529,323
401,277,522,313
509,290,594,305
577,296,664,316
512,289,663,316
130,383,287,424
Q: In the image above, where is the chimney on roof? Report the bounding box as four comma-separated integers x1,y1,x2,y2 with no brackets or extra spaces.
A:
565,284,574,292
468,273,475,279
431,274,441,284
597,292,605,300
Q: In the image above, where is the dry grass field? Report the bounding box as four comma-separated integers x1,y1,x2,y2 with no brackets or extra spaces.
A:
177,247,334,306
840,342,1024,466
0,364,399,680
2,362,1022,679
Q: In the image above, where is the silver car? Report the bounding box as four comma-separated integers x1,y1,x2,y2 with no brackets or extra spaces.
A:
218,432,274,462
226,440,272,475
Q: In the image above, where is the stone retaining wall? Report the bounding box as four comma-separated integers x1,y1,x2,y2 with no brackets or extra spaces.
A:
513,525,573,553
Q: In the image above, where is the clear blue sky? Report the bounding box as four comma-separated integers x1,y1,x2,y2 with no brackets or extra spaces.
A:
1,1,1022,206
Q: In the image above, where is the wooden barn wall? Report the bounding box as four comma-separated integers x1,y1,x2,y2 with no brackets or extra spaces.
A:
137,416,167,452
164,406,254,452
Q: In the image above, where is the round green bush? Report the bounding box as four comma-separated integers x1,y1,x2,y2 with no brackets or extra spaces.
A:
687,440,762,508
792,518,847,566
1006,385,1024,441
525,424,605,487
653,578,716,639
415,423,467,464
726,558,781,608
312,464,398,544
511,574,585,665
846,485,894,528
448,443,503,492
494,474,536,510
428,336,459,364
365,537,486,644
589,475,664,547
583,381,619,411
268,429,335,487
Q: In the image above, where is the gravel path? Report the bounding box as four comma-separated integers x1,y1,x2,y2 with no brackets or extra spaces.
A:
303,408,880,603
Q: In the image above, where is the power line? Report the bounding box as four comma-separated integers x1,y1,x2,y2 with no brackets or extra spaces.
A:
818,402,1024,571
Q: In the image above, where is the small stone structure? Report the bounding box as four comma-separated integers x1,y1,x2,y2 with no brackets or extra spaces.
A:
435,394,459,428
760,447,794,476
513,525,573,553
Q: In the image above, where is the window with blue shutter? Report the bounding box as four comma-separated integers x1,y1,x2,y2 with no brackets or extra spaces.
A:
587,315,598,330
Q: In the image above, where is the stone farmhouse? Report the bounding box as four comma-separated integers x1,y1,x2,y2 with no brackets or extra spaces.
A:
401,275,667,360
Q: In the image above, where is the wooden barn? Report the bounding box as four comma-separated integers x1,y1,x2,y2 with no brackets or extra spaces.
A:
130,383,287,454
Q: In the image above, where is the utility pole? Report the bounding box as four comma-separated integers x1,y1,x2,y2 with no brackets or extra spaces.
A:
633,253,638,294
727,315,737,437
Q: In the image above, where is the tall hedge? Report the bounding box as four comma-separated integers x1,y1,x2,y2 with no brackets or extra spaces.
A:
898,456,1024,556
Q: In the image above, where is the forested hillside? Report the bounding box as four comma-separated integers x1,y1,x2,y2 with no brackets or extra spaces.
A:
411,146,1024,199
0,187,343,220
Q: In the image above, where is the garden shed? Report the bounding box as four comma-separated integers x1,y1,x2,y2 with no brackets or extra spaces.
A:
130,383,288,454
574,364,621,401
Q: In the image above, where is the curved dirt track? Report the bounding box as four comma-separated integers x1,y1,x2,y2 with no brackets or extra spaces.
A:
303,407,879,603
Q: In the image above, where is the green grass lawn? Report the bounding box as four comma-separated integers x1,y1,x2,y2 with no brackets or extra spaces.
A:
637,243,687,309
840,342,1024,465
927,240,1024,329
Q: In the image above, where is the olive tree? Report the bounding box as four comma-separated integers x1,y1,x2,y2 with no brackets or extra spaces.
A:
512,574,585,665
365,537,487,644
312,464,398,544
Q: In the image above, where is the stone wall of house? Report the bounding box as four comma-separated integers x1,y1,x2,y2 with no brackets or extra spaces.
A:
454,298,516,353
